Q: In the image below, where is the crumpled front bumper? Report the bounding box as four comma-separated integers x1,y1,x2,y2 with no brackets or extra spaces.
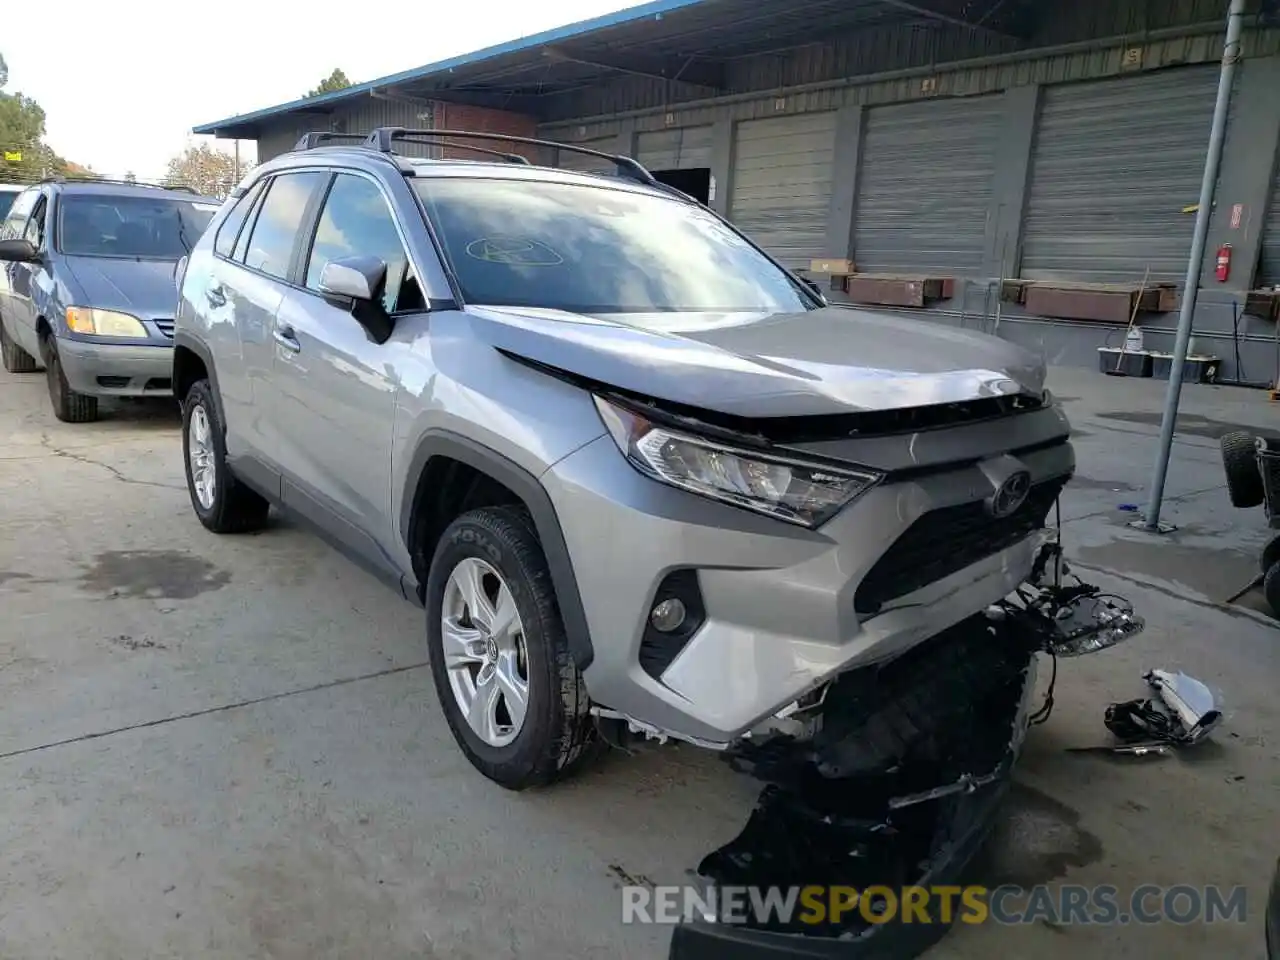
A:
669,610,1043,960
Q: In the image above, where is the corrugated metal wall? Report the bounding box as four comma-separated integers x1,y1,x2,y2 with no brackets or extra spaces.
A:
636,126,712,170
853,95,1002,275
1021,66,1222,285
729,112,837,269
1261,158,1280,287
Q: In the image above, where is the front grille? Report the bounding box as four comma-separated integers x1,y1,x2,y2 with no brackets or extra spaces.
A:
853,474,1070,616
153,319,175,339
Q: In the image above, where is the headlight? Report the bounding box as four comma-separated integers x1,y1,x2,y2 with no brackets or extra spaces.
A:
65,307,148,338
594,395,882,528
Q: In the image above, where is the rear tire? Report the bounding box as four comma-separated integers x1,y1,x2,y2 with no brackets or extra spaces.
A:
1264,562,1280,618
182,378,270,533
1221,431,1264,509
0,319,38,373
425,505,596,790
43,336,98,423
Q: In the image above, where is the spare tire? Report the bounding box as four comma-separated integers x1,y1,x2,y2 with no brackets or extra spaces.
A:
1221,431,1264,508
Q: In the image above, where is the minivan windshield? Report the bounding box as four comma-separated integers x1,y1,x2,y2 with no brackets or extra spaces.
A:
413,178,815,315
58,194,217,260
0,189,19,220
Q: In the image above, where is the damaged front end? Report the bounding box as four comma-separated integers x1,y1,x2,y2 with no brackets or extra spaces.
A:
670,546,1143,960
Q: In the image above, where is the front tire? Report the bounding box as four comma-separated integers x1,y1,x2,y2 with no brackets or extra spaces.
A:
0,318,38,373
182,378,270,533
43,337,98,423
425,505,595,789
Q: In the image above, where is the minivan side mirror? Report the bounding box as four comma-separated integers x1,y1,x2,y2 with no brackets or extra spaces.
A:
318,255,394,344
0,238,40,263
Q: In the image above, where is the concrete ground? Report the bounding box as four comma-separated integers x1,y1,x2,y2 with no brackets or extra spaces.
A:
0,362,1277,960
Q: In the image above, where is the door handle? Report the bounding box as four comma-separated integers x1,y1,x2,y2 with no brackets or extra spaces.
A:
206,283,226,308
273,325,301,353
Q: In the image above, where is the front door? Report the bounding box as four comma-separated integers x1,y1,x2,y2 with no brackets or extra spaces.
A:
270,172,413,575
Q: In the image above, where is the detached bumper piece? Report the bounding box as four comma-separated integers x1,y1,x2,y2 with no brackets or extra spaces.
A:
671,614,1040,960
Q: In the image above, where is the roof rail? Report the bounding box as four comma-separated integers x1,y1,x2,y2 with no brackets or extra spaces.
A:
388,135,531,165
39,174,199,194
363,127,659,187
293,132,368,150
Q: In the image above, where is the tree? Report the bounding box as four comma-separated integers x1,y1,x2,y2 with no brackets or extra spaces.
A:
0,50,75,182
165,143,242,198
306,68,353,98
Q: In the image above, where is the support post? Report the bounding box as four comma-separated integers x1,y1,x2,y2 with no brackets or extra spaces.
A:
1143,0,1246,532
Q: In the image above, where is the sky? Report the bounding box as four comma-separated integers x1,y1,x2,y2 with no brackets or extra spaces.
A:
4,0,634,180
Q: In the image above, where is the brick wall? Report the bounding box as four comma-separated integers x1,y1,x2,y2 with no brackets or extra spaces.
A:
433,102,541,162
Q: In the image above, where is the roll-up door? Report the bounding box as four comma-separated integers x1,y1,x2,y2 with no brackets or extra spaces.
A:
730,112,838,270
1022,66,1222,285
1260,157,1280,287
853,95,1002,275
637,126,712,170
556,136,618,173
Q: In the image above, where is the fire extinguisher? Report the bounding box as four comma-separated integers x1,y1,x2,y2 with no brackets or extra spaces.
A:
1216,243,1232,282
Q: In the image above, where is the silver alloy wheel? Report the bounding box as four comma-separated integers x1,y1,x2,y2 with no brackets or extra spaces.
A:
441,556,530,748
188,404,216,510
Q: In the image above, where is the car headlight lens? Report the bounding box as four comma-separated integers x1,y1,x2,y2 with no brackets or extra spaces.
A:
594,395,882,528
65,307,148,338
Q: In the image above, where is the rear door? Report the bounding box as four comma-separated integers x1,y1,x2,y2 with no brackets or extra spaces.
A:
270,171,411,575
0,188,42,357
215,171,328,483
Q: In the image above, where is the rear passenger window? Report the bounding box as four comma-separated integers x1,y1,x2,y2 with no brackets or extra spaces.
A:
242,172,326,280
214,180,265,258
304,174,412,314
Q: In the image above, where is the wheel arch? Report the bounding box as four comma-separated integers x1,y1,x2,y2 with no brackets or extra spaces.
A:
172,330,227,430
401,431,594,671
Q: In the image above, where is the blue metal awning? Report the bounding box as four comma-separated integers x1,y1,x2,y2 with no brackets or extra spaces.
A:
194,0,1040,137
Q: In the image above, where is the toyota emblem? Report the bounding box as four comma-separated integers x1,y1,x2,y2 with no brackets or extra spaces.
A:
988,470,1032,518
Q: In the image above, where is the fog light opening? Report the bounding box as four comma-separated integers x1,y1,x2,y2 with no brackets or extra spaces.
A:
650,598,687,633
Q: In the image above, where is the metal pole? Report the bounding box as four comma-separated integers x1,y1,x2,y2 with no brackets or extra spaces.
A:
1144,0,1246,531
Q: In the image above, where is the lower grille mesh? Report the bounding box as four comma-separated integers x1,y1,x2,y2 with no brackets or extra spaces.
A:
854,474,1070,616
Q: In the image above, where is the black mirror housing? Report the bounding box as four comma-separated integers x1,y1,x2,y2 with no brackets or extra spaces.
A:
0,239,39,263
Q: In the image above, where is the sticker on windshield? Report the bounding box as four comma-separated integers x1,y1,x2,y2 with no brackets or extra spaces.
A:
465,237,564,266
192,203,220,212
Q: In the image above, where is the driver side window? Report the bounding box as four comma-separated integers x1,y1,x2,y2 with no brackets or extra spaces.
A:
0,188,38,241
303,174,423,314
23,197,47,249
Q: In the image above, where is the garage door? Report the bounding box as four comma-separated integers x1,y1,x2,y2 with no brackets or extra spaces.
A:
853,95,1002,275
1022,66,1222,286
730,112,838,270
556,136,619,173
636,126,712,170
1261,157,1280,287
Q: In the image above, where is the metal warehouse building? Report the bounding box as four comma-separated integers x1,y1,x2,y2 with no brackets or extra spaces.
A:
194,0,1280,380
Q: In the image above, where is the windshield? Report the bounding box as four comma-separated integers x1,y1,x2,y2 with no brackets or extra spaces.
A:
0,189,19,220
413,178,815,315
57,194,217,259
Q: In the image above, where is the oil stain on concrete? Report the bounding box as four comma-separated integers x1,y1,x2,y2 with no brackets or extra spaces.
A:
79,550,231,600
975,783,1103,888
1069,476,1138,492
1077,538,1256,603
1096,410,1259,441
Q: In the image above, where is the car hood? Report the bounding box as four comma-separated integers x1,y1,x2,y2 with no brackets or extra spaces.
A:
466,305,1046,418
61,256,181,319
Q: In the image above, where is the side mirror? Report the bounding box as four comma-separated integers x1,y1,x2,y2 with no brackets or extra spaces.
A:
319,255,387,303
318,255,394,344
0,238,39,263
801,276,828,305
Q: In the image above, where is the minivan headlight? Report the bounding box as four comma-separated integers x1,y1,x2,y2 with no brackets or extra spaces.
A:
66,307,148,338
593,395,882,528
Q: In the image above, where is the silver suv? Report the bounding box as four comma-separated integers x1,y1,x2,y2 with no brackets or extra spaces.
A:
174,129,1139,800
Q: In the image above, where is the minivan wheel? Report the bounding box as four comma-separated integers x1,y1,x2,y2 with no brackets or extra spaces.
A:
181,378,270,533
426,505,595,789
43,337,98,423
0,319,38,373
